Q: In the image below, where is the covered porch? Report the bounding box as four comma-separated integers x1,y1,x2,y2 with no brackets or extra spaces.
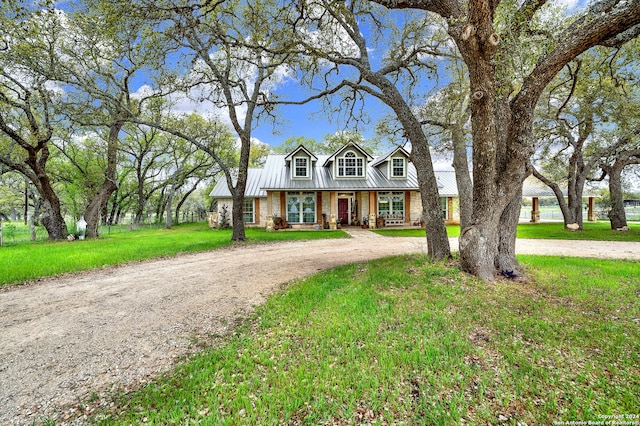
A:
264,190,456,230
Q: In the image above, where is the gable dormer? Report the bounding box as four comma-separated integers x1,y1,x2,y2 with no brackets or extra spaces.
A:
322,141,374,179
285,145,317,180
371,146,411,179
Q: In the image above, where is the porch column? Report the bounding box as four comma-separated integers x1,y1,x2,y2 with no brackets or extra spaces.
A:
280,192,286,219
266,191,273,216
317,192,323,224
405,191,411,225
588,196,597,221
265,192,274,230
369,191,377,229
255,198,261,225
447,197,454,222
330,191,337,230
531,197,540,223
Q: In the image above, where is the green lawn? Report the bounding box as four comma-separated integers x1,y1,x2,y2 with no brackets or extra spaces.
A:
374,221,640,242
3,221,639,288
89,255,639,425
0,223,347,287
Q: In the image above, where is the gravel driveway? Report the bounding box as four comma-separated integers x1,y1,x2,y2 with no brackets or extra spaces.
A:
1,230,639,425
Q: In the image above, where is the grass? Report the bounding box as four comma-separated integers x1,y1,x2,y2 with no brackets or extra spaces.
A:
374,221,640,242
88,254,639,425
0,222,347,287
3,220,638,287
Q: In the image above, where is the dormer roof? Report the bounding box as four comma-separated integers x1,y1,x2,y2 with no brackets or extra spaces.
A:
284,145,318,163
370,146,411,168
322,141,374,167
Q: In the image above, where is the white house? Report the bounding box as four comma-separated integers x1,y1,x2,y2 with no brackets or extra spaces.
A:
209,141,598,228
210,142,460,229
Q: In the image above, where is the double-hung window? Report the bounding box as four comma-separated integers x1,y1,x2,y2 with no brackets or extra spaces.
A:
337,151,364,177
440,197,448,219
294,157,308,178
391,157,405,178
243,199,255,223
377,191,405,217
287,192,316,223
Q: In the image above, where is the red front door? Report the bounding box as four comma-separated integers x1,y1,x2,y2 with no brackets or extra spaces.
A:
338,199,349,224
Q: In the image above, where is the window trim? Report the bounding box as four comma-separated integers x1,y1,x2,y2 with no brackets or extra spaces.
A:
440,196,448,220
292,155,310,179
377,191,405,217
243,198,255,223
286,191,317,224
390,157,406,178
336,150,365,178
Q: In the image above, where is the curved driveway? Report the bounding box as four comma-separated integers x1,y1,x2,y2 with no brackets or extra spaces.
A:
1,230,638,424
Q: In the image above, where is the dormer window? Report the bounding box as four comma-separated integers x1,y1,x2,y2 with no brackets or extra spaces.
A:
391,157,405,178
286,145,317,180
337,151,364,177
294,156,309,178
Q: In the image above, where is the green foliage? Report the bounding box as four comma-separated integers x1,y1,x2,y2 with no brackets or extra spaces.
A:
92,255,639,425
217,205,230,230
273,131,383,155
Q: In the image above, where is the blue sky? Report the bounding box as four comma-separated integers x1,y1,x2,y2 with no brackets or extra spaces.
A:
125,0,587,153
228,0,588,150
251,87,391,147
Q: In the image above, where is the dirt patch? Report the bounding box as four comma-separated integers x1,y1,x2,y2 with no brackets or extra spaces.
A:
0,232,638,424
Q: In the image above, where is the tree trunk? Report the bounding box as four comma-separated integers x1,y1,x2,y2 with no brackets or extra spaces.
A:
175,180,201,225
451,122,472,231
165,192,173,228
30,166,68,240
165,175,177,229
603,148,640,229
411,141,451,260
455,16,503,281
607,162,627,229
39,193,67,240
531,168,577,227
229,133,251,242
368,71,450,259
496,189,523,274
30,196,41,241
84,121,122,238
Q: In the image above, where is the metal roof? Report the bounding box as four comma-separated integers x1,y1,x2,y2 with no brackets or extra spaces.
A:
369,146,411,168
209,147,596,200
522,176,597,198
262,154,423,191
322,142,374,167
209,168,266,198
284,145,318,162
210,152,460,197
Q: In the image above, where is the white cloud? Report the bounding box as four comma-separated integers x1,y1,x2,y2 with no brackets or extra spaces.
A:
556,0,579,10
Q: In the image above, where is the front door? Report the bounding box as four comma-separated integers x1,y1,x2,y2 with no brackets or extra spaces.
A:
338,198,349,224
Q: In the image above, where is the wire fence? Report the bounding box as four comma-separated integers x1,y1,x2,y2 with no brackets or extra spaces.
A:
519,206,640,222
0,213,208,247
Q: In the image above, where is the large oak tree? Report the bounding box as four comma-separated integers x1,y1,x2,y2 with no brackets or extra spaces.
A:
0,9,68,240
289,0,452,259
370,0,640,280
